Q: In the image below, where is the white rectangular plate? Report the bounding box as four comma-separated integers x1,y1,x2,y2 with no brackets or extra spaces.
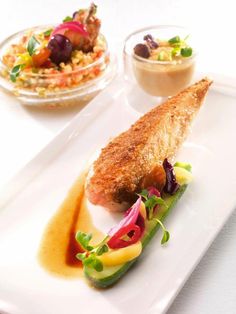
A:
1,76,236,314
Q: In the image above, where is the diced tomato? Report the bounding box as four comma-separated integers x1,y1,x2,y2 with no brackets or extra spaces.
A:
32,47,51,67
42,59,54,68
93,67,100,76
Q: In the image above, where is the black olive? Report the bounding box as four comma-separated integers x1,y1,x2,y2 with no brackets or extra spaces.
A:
133,44,150,58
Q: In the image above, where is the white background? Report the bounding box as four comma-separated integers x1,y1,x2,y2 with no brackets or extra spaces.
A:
0,1,235,313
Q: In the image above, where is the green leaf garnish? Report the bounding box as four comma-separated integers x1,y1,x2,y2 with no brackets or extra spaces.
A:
161,230,170,245
96,244,109,256
153,218,170,245
10,64,25,82
76,252,87,261
174,161,192,172
139,189,167,219
139,189,148,200
75,233,107,272
63,16,73,22
82,253,103,272
44,29,53,37
76,231,94,251
27,36,40,56
168,35,193,58
181,47,192,57
145,195,166,219
93,259,103,272
168,36,181,45
144,195,160,210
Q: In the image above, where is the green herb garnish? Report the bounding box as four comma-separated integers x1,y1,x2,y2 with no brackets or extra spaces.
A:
75,232,109,272
139,189,169,243
139,189,149,200
168,36,181,45
145,195,166,219
63,16,73,22
153,218,170,245
76,252,103,272
168,35,193,58
44,29,53,37
139,189,166,220
181,47,192,57
27,36,40,56
76,231,94,251
96,244,109,256
10,64,25,82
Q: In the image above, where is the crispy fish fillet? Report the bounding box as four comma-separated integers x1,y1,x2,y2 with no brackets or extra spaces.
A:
86,78,212,211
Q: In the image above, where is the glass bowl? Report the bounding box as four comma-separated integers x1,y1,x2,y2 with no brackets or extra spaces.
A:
0,25,117,108
123,25,196,98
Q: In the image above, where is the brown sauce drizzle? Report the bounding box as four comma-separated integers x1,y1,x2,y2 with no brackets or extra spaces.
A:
38,171,104,278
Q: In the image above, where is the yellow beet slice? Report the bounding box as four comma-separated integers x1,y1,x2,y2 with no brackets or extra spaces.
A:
140,201,147,219
174,166,193,185
98,241,142,266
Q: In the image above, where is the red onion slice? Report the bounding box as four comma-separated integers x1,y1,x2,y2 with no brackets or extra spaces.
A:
108,197,141,237
107,224,141,249
107,197,144,249
52,21,88,38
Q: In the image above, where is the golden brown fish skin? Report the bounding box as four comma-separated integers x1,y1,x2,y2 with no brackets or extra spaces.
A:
86,78,213,211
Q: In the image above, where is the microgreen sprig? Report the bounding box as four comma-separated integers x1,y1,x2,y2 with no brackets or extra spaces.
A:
139,189,166,220
76,232,94,251
145,195,166,219
168,36,181,45
180,47,192,57
153,218,170,245
76,252,104,272
139,189,169,244
75,231,109,272
139,189,149,199
96,243,109,256
168,34,193,58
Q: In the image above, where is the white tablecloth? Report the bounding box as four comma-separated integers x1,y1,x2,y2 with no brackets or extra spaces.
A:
0,0,235,313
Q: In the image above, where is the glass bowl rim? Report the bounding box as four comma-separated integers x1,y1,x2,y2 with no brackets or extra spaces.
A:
123,24,197,65
11,53,117,98
0,24,109,78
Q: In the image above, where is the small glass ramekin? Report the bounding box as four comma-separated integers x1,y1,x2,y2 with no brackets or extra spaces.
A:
0,25,117,108
123,25,196,97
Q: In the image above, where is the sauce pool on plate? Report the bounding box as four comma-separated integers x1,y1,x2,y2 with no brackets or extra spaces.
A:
38,171,104,278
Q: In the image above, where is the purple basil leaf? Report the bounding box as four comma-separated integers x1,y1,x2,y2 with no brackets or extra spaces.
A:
163,158,180,195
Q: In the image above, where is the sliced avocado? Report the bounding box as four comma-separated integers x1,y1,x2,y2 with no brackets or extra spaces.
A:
84,184,187,288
